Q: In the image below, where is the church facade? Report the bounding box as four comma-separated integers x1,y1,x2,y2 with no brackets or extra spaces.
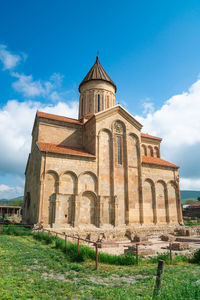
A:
23,57,183,229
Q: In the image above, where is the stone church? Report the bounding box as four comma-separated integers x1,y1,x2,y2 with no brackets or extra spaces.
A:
23,56,183,230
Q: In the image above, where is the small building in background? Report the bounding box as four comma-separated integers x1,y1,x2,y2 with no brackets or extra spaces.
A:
183,202,200,218
0,206,22,218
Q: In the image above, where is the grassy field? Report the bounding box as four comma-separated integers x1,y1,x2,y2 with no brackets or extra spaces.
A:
1,235,200,299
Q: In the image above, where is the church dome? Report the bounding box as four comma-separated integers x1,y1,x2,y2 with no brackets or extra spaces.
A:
79,56,117,92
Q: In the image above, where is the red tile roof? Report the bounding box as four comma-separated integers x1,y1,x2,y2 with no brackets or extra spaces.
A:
141,133,162,141
37,142,95,158
187,202,200,207
37,111,82,125
142,156,179,169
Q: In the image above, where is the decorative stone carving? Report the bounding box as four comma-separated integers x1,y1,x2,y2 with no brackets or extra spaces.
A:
114,121,123,133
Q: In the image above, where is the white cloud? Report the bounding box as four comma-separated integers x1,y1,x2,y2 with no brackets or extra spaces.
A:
11,72,64,98
180,178,200,191
0,100,78,180
0,44,22,70
142,101,154,114
135,78,200,190
0,184,23,199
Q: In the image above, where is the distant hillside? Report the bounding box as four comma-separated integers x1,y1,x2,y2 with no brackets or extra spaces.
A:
181,190,200,204
0,196,24,207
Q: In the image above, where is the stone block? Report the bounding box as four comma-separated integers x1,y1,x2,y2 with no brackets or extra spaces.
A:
160,234,175,242
98,242,119,248
171,242,189,251
133,234,148,242
174,228,194,237
125,246,155,256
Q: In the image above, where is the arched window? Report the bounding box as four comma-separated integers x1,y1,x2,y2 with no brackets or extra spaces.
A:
148,145,154,157
89,96,92,113
154,146,160,158
117,136,122,164
81,97,84,115
97,94,100,112
141,144,147,156
107,96,109,108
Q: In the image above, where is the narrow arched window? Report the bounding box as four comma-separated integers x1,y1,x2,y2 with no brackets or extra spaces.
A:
81,97,84,115
117,136,122,164
107,95,109,108
97,94,100,112
89,96,92,113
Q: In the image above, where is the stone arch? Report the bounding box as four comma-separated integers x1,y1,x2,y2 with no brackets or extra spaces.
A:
59,171,78,194
79,191,97,226
147,145,154,157
98,129,112,196
45,170,59,193
78,171,98,194
143,179,156,224
112,120,126,225
127,133,142,224
154,146,160,158
141,144,147,156
167,181,178,223
98,128,112,138
129,133,140,166
43,170,59,226
156,180,169,224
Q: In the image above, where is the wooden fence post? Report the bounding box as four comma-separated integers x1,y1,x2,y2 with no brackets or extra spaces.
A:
95,243,99,270
153,259,165,298
169,243,172,265
136,243,139,265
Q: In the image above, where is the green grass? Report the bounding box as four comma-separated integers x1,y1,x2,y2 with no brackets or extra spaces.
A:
184,221,200,226
0,225,32,236
1,235,200,299
33,231,188,266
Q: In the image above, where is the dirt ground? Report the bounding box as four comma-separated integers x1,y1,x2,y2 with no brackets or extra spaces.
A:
95,236,200,256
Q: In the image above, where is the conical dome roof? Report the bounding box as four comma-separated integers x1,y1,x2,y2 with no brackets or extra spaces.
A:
79,56,117,92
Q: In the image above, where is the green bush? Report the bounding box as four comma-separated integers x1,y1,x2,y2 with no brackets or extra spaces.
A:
32,231,56,244
147,252,188,265
190,249,200,263
0,226,32,236
184,222,200,226
55,237,139,265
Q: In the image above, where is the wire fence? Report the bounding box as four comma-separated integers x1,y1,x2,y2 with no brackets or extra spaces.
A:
1,224,200,270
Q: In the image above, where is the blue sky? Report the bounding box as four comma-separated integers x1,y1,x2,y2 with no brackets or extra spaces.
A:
0,0,200,198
